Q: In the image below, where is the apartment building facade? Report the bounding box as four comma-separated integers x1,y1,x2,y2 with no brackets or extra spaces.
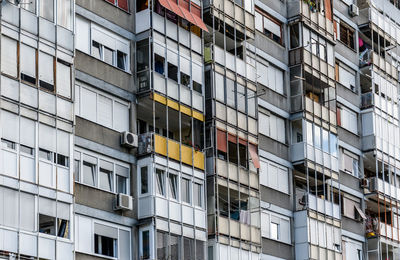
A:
1,0,400,259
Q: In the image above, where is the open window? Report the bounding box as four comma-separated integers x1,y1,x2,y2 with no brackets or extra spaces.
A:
182,178,191,204
156,168,166,196
99,160,114,192
20,44,37,85
94,223,118,257
82,155,97,187
116,165,129,194
168,173,178,200
140,166,149,194
193,182,202,207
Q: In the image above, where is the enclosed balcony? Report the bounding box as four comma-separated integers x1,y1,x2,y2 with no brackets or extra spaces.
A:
137,94,205,170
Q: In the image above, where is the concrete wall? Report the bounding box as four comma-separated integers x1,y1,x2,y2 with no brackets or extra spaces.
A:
259,135,289,161
342,217,364,236
76,0,135,32
260,186,292,210
75,51,133,92
337,128,361,150
261,238,293,260
75,117,130,153
339,171,362,193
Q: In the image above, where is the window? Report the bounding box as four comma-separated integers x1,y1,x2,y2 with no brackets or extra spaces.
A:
182,178,190,204
76,84,130,132
21,0,36,13
116,165,129,194
339,22,355,49
330,133,338,156
20,44,37,85
82,156,97,187
157,231,167,260
39,52,55,91
141,166,149,194
39,198,70,238
340,107,358,134
57,60,72,98
261,211,290,243
193,183,202,207
95,234,116,257
260,159,289,194
341,149,359,177
142,230,150,259
255,9,283,45
99,163,113,192
168,62,178,81
170,234,180,260
258,112,286,143
40,0,54,21
76,20,130,71
226,78,236,108
337,63,356,91
289,23,301,49
168,174,178,200
107,0,129,11
57,0,73,30
256,61,284,95
1,36,18,78
156,169,166,196
314,125,322,149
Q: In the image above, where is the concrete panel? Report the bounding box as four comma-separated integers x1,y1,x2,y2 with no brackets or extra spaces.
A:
258,0,287,17
75,117,130,153
252,34,288,65
258,86,289,112
342,217,365,236
76,0,135,32
258,135,289,161
336,84,361,108
339,172,362,193
75,51,133,92
260,186,292,210
261,238,293,260
337,128,361,150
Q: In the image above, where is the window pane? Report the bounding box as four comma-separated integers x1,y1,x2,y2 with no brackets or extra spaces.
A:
117,175,127,194
117,51,127,70
92,41,102,59
82,160,96,186
170,234,180,260
57,219,70,238
99,168,112,191
237,84,246,112
314,125,321,148
168,174,178,199
306,121,313,145
20,44,37,84
226,79,235,107
195,240,204,260
104,47,114,65
141,166,148,194
157,231,167,260
330,133,337,156
270,222,279,240
183,238,194,260
156,169,165,196
40,0,54,21
142,231,150,259
215,73,225,102
182,178,190,203
22,0,36,13
193,183,202,207
95,234,116,257
56,61,72,98
57,0,72,30
322,129,329,152
74,159,80,182
39,214,56,235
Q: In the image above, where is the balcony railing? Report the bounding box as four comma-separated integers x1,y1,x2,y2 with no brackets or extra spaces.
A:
291,142,339,172
138,133,205,170
298,194,340,219
368,177,400,201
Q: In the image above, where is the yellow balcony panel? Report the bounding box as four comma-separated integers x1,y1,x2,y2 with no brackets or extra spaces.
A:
153,92,167,105
167,99,179,111
168,139,180,161
192,110,204,122
180,105,192,116
193,150,205,170
181,144,193,166
154,134,167,156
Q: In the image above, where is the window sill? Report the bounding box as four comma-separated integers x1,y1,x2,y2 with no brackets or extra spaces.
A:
337,40,356,53
75,115,128,135
263,236,291,246
76,50,132,75
75,181,119,195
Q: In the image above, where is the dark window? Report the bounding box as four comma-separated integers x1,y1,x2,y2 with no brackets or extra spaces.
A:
137,0,148,12
55,154,69,167
141,166,148,194
142,230,150,259
20,145,34,155
40,80,54,92
39,148,53,161
168,62,178,82
340,23,355,49
117,51,127,70
21,73,36,85
239,143,247,168
1,139,16,150
155,54,165,75
228,141,238,164
95,234,116,257
57,219,69,238
39,214,56,235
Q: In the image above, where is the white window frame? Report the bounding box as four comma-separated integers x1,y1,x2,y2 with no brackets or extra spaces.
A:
258,112,286,143
261,210,291,244
75,83,130,132
260,158,289,194
74,147,130,194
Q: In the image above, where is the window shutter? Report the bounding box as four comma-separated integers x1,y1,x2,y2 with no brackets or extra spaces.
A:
180,56,191,76
1,110,19,142
57,130,70,156
217,129,227,153
97,95,113,128
192,62,202,84
76,16,90,53
117,0,129,11
336,108,341,126
39,52,54,84
57,202,70,220
39,197,56,217
114,101,129,132
255,12,263,32
1,36,18,77
20,44,36,78
20,117,35,148
81,87,97,121
263,16,281,37
56,61,71,98
94,223,118,239
39,124,56,152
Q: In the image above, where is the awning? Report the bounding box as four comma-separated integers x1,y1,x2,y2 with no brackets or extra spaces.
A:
217,129,227,153
158,0,208,32
248,144,260,169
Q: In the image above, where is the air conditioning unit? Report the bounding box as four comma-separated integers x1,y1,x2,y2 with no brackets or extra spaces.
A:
349,4,359,17
114,193,133,211
360,178,369,188
121,131,138,148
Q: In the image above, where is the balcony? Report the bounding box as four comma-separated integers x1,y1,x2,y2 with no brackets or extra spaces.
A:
291,142,339,172
286,0,334,40
138,133,205,170
296,193,340,219
368,177,400,201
